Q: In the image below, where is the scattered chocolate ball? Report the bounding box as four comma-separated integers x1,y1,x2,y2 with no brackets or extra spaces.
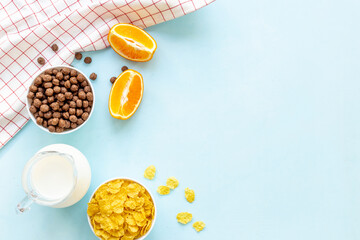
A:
84,57,92,64
90,73,97,80
121,66,128,72
51,44,59,52
75,52,82,60
110,77,116,84
37,57,45,65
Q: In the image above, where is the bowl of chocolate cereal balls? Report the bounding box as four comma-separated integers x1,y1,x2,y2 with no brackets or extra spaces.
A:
26,65,95,134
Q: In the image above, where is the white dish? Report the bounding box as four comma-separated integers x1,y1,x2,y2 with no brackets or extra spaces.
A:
26,65,95,134
87,177,157,240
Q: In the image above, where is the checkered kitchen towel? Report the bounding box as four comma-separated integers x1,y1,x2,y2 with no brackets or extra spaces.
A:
0,0,214,149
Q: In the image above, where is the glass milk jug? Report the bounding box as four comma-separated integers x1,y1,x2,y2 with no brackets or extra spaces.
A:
17,144,91,213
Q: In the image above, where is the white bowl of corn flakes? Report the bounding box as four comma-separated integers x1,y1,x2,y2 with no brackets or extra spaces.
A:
87,178,156,240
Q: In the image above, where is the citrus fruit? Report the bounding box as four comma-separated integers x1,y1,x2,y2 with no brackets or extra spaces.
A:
108,23,157,62
109,69,144,120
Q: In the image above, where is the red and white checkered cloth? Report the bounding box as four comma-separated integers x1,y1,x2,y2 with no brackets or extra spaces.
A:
0,0,214,149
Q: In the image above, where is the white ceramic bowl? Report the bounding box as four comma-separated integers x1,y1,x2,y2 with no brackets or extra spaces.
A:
87,178,157,240
26,65,95,134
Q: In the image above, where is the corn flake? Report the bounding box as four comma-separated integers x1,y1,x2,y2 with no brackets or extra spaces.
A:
166,177,179,189
144,165,156,180
87,179,155,240
193,221,206,232
176,212,193,224
157,185,170,195
185,188,195,203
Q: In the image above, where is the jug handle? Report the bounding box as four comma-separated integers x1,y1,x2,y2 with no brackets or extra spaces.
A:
16,192,36,214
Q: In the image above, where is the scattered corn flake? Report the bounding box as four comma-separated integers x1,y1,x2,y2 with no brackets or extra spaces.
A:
87,179,155,240
176,212,193,224
144,165,156,180
166,177,179,189
193,221,206,232
185,188,195,203
157,185,170,195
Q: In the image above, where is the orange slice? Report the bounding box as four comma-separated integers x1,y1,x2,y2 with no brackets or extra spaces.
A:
108,23,157,62
109,69,144,120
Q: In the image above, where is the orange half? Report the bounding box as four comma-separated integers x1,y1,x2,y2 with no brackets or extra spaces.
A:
108,23,157,62
109,69,144,120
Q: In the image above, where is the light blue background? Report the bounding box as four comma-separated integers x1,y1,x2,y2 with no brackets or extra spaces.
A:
1,0,360,239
